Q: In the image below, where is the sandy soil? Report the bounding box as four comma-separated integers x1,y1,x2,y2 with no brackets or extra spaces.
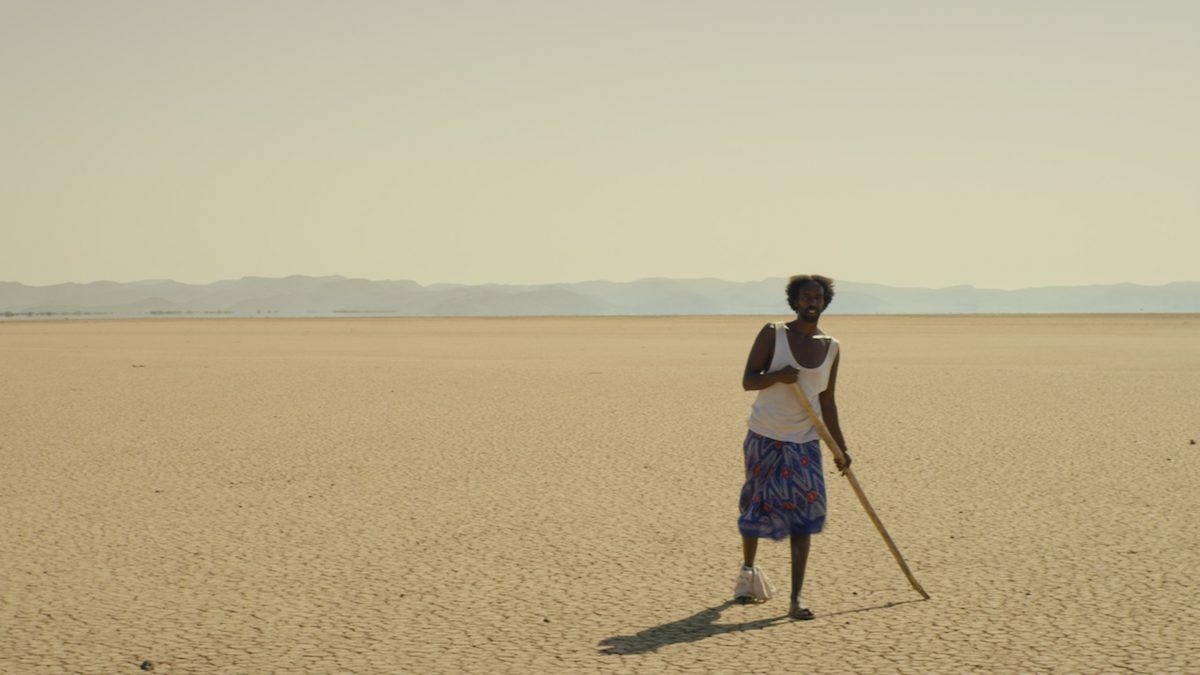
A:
2,315,1198,674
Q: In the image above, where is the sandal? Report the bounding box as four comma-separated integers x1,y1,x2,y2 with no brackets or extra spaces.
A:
789,600,815,621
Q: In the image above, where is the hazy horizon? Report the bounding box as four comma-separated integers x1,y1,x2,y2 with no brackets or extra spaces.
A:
4,272,1199,292
4,2,1198,290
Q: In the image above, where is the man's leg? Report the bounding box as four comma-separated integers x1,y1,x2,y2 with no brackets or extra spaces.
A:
742,535,758,568
734,535,763,603
789,533,814,619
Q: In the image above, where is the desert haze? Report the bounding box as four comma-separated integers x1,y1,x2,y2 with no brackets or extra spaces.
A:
2,315,1198,673
3,276,1200,317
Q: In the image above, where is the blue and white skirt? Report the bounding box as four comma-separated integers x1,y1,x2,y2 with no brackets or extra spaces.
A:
737,431,827,539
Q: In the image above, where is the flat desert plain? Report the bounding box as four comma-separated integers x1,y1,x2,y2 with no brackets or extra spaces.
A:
2,315,1199,674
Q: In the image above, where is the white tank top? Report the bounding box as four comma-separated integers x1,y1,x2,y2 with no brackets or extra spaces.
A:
746,322,840,444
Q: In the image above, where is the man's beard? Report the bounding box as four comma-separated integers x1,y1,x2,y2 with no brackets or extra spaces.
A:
799,311,820,324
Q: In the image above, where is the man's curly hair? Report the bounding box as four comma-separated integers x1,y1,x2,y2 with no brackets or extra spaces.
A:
785,274,835,311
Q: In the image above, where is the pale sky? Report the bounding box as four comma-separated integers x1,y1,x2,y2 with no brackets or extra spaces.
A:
3,1,1197,289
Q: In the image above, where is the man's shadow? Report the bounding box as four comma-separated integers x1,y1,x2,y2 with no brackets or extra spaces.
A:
597,601,782,655
598,598,922,655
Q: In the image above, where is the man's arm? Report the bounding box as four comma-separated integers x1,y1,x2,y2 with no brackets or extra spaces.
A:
819,353,851,472
743,324,798,390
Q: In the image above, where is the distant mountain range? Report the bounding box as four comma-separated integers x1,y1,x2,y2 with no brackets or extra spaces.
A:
2,276,1198,317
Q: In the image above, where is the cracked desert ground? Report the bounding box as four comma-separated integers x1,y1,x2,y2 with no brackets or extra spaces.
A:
2,315,1198,674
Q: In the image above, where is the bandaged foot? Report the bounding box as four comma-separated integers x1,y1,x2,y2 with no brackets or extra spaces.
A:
732,565,777,603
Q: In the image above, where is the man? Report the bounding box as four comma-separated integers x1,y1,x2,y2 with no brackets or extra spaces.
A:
733,274,850,620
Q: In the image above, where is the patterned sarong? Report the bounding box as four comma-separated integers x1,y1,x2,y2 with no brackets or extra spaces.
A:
737,431,827,539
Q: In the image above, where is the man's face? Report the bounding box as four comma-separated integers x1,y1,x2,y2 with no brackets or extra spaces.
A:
795,282,826,323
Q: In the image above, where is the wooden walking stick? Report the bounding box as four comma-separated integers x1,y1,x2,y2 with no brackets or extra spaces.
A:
790,384,930,599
